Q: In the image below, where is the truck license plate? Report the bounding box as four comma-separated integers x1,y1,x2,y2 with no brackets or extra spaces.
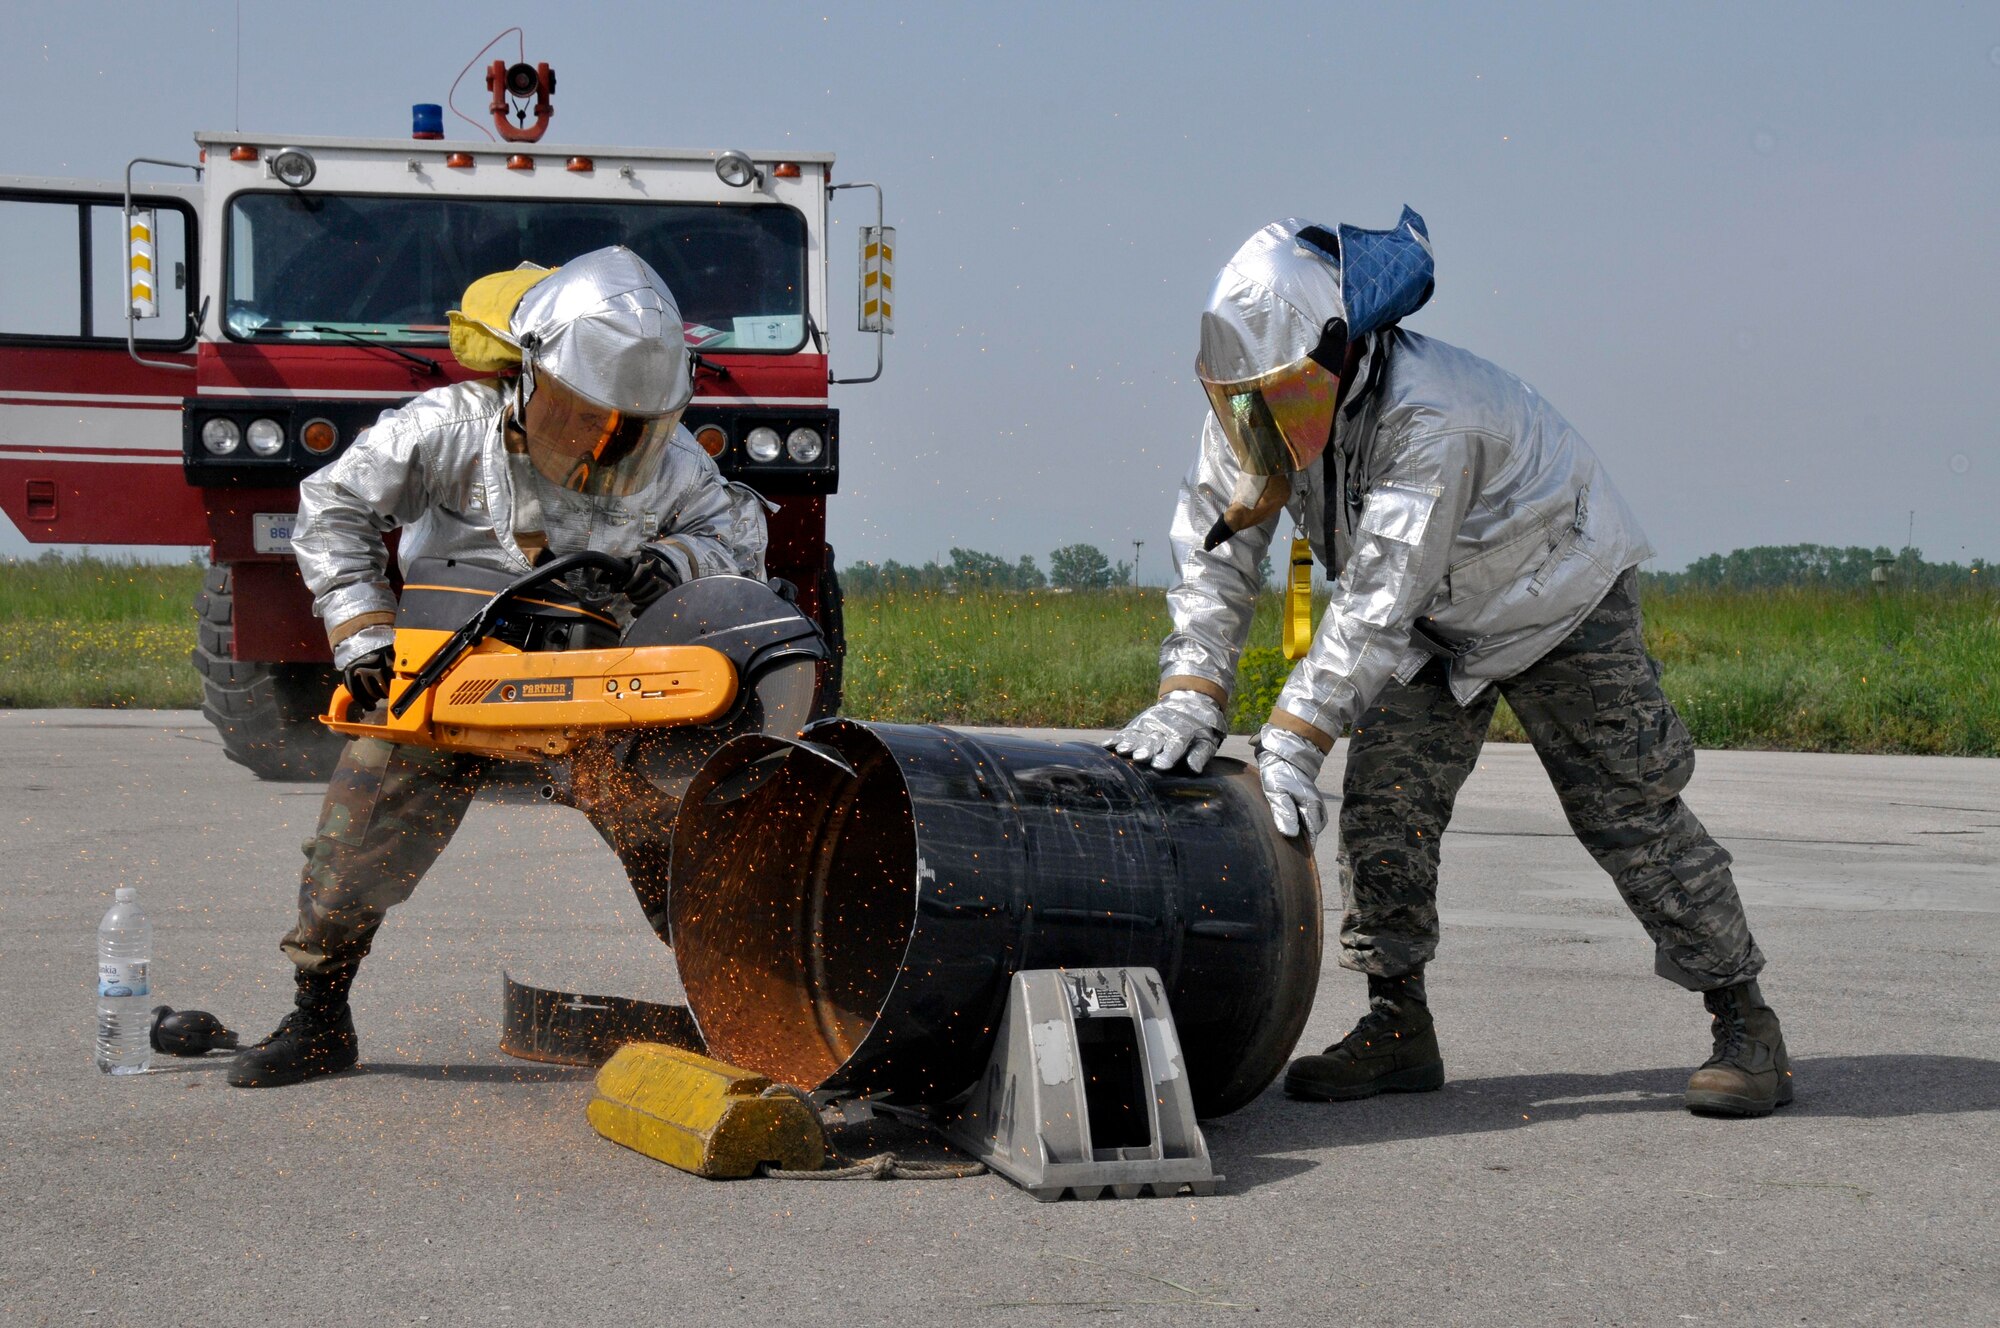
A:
252,512,298,554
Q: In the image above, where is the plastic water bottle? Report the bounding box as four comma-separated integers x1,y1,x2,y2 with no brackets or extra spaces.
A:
95,887,154,1075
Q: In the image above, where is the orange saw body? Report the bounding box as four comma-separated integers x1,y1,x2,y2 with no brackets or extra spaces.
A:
321,554,826,762
324,632,739,760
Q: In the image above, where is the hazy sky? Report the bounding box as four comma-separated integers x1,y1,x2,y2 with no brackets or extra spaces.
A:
5,1,1996,577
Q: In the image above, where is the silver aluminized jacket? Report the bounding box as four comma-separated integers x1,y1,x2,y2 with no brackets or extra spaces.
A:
296,379,769,669
1163,329,1652,740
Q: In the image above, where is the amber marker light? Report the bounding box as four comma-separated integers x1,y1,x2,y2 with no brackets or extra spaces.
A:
772,162,802,178
566,156,594,173
507,154,534,171
229,145,258,162
300,418,339,454
446,152,474,169
694,424,728,458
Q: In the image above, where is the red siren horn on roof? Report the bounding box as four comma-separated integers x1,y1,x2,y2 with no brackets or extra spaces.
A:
487,59,555,143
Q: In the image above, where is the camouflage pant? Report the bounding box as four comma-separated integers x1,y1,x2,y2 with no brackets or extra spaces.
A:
1337,570,1765,992
280,737,677,979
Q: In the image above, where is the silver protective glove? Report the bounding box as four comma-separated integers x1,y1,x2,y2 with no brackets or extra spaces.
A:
1254,723,1328,841
1104,690,1227,773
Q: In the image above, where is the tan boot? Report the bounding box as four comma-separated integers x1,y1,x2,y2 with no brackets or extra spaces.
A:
1686,980,1794,1117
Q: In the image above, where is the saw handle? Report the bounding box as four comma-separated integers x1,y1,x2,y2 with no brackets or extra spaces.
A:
325,682,355,724
390,551,635,719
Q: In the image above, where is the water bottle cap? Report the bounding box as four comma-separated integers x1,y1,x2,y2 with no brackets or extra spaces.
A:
115,887,136,902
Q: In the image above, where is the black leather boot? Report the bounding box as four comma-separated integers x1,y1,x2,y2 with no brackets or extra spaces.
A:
227,967,360,1089
1285,972,1445,1101
1686,980,1793,1117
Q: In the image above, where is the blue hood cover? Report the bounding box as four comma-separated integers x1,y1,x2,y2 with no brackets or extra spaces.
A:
1297,205,1435,340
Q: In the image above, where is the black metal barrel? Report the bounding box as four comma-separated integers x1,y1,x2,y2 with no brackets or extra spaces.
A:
668,719,1321,1117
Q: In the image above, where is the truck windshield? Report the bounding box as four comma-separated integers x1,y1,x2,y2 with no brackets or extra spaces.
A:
226,193,809,352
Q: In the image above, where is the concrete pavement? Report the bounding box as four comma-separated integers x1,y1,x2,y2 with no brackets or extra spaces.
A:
1,710,1994,1326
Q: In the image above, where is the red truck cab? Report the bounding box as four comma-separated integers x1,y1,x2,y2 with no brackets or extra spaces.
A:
1,126,889,777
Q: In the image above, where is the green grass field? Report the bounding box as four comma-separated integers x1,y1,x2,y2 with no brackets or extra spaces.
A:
842,582,2000,756
3,557,1994,756
0,557,206,709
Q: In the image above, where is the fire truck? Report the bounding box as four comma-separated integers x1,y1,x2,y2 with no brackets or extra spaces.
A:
0,77,890,779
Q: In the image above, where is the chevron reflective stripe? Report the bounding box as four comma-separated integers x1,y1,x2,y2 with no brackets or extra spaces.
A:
859,225,896,333
128,209,157,319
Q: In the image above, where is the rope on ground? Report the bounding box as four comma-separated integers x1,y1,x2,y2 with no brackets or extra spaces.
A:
756,1084,987,1181
758,1153,988,1181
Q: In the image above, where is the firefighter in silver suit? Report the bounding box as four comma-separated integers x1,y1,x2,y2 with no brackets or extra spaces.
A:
1107,215,1790,1117
230,246,768,1088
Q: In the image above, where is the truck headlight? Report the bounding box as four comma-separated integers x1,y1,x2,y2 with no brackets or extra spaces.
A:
246,418,286,457
785,428,823,463
714,150,761,189
745,426,782,462
269,147,317,189
201,418,242,456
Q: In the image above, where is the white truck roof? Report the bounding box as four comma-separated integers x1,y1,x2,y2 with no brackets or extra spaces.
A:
194,132,835,166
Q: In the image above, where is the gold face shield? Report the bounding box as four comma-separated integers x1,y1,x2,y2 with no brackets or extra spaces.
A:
519,378,682,496
1198,353,1343,477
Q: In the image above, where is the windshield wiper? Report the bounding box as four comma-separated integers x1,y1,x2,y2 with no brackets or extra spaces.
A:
310,325,443,376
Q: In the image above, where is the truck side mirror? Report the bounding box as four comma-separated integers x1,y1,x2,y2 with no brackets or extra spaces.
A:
122,154,200,372
830,182,892,385
128,209,158,320
858,224,895,334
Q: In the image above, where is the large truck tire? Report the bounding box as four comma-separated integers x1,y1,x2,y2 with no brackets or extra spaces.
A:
191,565,344,782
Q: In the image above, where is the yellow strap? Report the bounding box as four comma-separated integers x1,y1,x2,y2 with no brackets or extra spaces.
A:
1282,535,1315,661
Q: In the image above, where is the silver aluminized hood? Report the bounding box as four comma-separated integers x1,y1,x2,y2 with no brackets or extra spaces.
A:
512,246,694,418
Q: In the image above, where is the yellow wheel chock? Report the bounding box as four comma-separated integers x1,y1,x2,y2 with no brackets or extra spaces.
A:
587,1043,825,1179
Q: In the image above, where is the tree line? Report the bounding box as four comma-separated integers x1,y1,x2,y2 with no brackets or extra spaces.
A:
841,545,1137,594
843,542,1993,595
1646,545,1993,592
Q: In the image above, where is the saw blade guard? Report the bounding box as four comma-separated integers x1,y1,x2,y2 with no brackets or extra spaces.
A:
616,574,832,817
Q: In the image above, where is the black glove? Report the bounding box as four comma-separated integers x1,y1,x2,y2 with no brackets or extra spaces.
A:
342,645,394,707
150,1005,240,1056
620,548,680,609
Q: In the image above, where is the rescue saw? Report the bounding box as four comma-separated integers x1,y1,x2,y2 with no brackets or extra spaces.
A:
322,551,830,762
